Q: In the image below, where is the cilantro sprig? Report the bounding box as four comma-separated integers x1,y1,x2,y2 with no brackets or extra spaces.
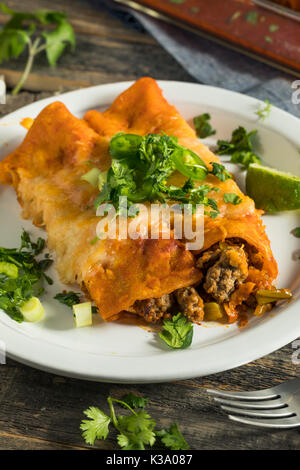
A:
216,126,261,169
159,313,194,349
0,230,52,322
0,3,75,94
80,393,189,450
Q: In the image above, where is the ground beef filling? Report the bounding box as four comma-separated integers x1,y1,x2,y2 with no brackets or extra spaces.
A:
197,245,248,303
128,243,250,323
174,287,204,323
128,287,204,323
128,294,173,323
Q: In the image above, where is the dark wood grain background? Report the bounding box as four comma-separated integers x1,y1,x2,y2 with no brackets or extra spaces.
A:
0,0,300,451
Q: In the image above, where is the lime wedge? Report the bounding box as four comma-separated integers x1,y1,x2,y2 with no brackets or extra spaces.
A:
246,163,300,212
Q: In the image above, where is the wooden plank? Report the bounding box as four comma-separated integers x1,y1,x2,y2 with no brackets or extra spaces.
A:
0,344,300,450
0,430,87,450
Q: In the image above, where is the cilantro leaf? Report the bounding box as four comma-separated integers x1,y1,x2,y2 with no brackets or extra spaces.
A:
0,28,31,63
159,313,193,349
0,3,75,94
223,193,242,205
217,127,257,155
54,291,81,308
216,126,261,169
156,422,190,450
118,410,156,449
42,18,75,67
81,394,190,450
193,113,216,138
122,393,148,409
80,407,111,445
209,162,232,182
230,150,261,169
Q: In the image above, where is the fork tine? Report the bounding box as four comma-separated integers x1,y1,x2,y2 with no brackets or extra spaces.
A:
213,397,285,409
229,414,300,429
206,388,277,401
221,405,294,418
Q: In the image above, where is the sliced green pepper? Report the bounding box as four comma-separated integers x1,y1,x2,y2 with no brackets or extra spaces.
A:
171,148,208,181
256,288,292,305
0,261,18,279
109,133,143,161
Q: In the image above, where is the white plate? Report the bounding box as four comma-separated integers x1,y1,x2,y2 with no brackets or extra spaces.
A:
0,81,300,383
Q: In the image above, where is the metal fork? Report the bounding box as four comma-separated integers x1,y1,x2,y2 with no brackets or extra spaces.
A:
207,377,300,428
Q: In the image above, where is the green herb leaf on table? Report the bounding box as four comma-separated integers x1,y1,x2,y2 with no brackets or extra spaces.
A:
156,422,190,450
122,393,148,409
0,3,75,94
159,313,194,349
80,394,190,450
117,410,156,449
42,17,75,67
80,407,111,446
193,113,216,138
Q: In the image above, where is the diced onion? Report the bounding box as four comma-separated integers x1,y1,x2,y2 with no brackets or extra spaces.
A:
72,302,93,328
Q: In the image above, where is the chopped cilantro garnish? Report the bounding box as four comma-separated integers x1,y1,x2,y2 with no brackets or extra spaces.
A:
92,133,219,218
156,422,189,450
159,312,193,349
216,126,261,169
54,291,81,307
80,393,189,450
193,113,216,138
224,193,242,205
0,230,52,322
210,162,232,182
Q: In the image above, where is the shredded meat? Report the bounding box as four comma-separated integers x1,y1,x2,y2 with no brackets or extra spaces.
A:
128,294,173,323
174,287,204,323
197,245,248,303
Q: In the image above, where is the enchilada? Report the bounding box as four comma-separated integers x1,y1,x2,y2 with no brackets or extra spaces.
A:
0,77,279,325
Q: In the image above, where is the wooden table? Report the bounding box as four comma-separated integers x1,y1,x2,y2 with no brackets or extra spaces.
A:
0,0,299,451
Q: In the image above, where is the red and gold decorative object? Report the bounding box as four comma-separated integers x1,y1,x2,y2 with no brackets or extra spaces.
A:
114,0,300,76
